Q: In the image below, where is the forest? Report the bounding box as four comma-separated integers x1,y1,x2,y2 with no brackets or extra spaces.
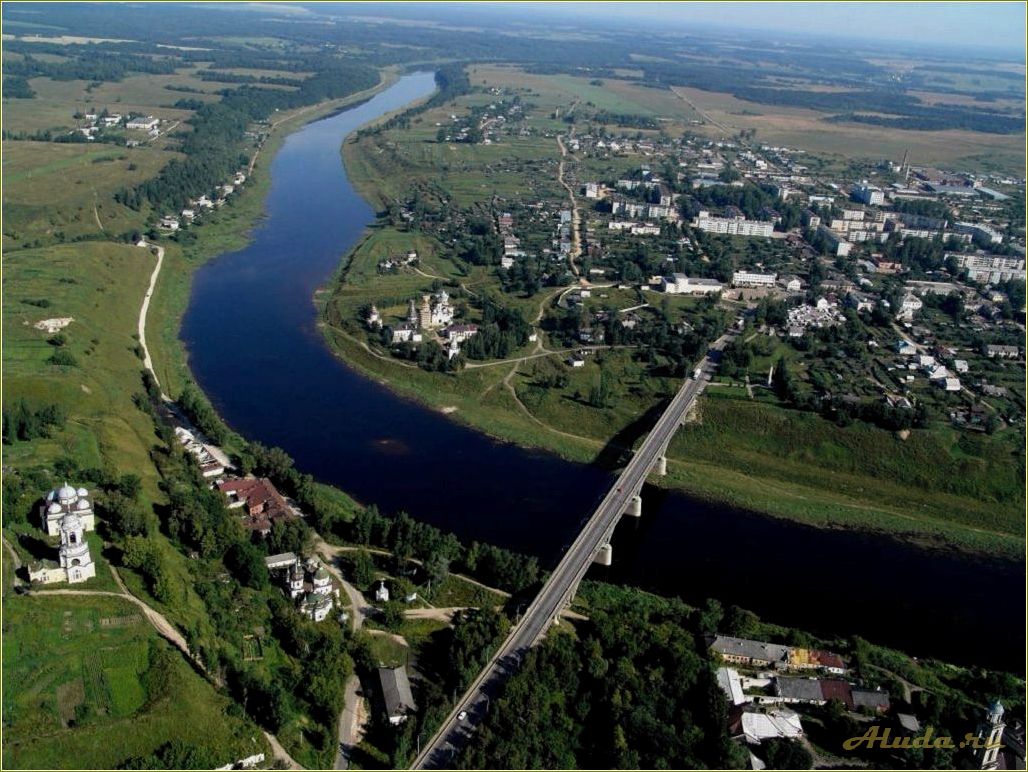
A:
457,587,746,769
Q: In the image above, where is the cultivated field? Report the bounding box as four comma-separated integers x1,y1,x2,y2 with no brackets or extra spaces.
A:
670,85,1026,174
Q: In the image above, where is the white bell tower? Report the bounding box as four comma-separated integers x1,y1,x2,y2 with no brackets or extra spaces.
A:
58,512,96,584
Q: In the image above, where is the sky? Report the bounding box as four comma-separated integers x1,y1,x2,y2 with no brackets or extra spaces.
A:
335,2,1027,56
576,2,1027,53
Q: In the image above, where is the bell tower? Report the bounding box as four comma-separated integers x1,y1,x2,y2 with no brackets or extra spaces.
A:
978,700,1005,770
58,512,95,584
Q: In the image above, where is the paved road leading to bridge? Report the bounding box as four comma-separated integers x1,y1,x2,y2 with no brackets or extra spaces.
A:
412,328,737,769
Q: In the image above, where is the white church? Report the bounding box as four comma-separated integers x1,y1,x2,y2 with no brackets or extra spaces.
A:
40,482,95,536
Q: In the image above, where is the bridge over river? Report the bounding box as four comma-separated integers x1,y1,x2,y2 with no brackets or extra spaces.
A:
412,327,739,769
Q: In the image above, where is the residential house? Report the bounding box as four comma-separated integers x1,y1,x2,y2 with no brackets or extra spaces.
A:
378,666,417,726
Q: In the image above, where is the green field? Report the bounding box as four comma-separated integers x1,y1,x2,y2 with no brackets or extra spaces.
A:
2,594,263,769
3,141,177,249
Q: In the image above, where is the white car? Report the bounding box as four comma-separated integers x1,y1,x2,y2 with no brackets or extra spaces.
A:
458,710,468,721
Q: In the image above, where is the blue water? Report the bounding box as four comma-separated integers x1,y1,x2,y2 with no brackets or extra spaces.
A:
182,73,1024,672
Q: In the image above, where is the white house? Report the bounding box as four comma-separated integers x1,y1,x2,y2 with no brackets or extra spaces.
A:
660,273,723,295
741,709,804,744
732,271,777,288
126,115,159,131
896,294,923,321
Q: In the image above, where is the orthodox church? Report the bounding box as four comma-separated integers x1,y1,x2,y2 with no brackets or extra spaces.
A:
40,482,95,537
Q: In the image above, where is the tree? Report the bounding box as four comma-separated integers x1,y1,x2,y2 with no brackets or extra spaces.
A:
100,491,152,537
350,548,376,588
762,738,813,769
225,541,268,589
378,601,405,630
268,517,311,555
424,550,451,585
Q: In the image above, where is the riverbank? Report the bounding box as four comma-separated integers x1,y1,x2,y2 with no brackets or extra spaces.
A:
146,68,403,405
321,116,1024,563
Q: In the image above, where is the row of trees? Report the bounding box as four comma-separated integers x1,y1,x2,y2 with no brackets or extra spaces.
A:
345,505,542,594
2,399,67,444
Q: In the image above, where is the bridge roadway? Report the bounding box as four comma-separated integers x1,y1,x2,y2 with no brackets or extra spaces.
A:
412,328,737,769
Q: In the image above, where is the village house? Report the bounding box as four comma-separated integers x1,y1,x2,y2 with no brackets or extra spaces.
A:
896,293,924,321
444,323,479,344
391,322,423,344
126,115,159,131
986,344,1020,359
660,273,723,296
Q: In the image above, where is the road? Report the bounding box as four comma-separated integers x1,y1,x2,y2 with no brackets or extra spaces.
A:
412,328,736,769
136,240,168,400
555,131,581,276
314,540,371,770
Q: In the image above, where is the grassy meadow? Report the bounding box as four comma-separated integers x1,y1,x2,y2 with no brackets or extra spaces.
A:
2,594,263,769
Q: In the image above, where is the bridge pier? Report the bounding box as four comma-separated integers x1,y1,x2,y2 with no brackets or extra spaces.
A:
655,455,667,476
624,494,642,518
593,542,613,566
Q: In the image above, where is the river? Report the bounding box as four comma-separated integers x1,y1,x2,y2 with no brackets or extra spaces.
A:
181,71,1024,673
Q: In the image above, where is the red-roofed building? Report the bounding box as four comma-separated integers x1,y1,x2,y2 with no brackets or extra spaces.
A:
818,679,854,708
218,477,295,536
812,649,848,674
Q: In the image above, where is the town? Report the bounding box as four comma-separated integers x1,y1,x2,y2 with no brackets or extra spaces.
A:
345,111,1024,440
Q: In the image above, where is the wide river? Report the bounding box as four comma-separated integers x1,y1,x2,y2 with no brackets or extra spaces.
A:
182,72,1024,672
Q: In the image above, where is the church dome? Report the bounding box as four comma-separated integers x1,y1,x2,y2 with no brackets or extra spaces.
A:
47,502,63,515
56,483,77,502
60,511,82,532
76,487,89,497
75,499,90,511
989,699,1005,717
314,566,330,581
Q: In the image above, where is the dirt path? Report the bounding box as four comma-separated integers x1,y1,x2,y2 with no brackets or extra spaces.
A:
263,730,304,770
31,570,301,767
320,322,421,370
534,284,576,324
464,344,636,370
670,87,735,135
136,240,168,400
30,587,195,663
3,536,24,587
91,189,105,232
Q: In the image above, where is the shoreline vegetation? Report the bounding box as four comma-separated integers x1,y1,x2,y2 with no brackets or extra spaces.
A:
315,73,1023,564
